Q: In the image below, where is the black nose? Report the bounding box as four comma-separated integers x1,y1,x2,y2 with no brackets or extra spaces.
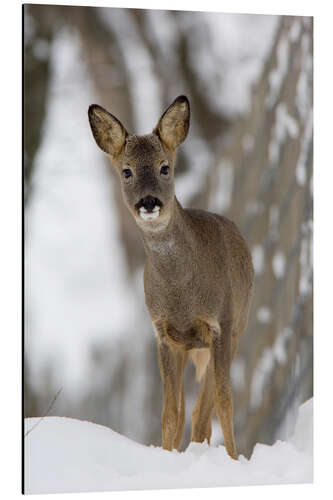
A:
140,196,160,213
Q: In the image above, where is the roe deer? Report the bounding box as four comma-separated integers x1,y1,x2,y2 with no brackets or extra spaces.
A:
88,95,254,459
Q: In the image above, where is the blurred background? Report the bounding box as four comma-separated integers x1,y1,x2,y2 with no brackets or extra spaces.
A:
24,5,313,457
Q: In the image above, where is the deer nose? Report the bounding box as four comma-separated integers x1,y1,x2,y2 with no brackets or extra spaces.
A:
141,196,159,213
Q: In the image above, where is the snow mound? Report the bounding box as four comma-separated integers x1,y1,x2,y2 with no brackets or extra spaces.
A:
24,399,313,494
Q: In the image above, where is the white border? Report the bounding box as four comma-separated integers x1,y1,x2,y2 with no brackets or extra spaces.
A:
1,1,332,499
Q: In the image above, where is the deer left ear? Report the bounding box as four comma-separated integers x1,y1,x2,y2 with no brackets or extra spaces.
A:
154,95,190,150
88,104,128,158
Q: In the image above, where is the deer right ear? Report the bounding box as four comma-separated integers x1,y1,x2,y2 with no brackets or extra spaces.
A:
88,104,127,158
154,95,190,150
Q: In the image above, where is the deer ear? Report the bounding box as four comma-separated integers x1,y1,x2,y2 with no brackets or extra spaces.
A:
154,95,190,150
88,104,128,158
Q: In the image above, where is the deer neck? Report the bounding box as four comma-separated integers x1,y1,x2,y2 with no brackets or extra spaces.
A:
139,197,193,272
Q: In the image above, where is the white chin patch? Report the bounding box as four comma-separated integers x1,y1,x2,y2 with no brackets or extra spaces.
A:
139,207,160,221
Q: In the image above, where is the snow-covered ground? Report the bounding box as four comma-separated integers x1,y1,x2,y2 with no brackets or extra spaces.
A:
24,398,313,494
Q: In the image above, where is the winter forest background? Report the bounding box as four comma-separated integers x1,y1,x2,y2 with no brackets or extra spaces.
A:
24,5,313,458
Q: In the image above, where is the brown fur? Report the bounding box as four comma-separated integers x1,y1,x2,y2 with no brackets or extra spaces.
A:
88,96,254,459
190,349,211,382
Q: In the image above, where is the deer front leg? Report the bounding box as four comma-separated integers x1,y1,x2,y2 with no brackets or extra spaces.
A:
155,321,186,451
173,382,185,450
212,322,238,460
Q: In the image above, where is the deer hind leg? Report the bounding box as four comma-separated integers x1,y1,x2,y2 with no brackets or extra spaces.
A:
156,327,187,451
191,358,215,444
212,322,238,460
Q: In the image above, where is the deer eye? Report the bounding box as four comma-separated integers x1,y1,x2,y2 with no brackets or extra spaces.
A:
160,165,169,175
122,168,133,179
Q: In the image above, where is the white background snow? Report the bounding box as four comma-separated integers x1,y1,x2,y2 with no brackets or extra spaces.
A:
24,398,313,494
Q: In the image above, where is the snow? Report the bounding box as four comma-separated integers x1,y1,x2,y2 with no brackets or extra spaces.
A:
145,9,180,59
208,158,234,213
289,19,302,43
246,199,265,216
296,33,312,120
296,110,313,186
32,38,50,61
269,103,299,167
24,398,313,494
230,357,246,391
266,36,289,109
176,137,213,206
299,230,313,296
252,244,265,275
269,204,280,241
257,306,272,324
187,13,278,117
272,251,286,278
242,133,255,154
250,326,293,409
100,8,163,135
295,29,312,186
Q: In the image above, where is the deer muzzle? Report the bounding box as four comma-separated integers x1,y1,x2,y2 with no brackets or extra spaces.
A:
135,196,163,221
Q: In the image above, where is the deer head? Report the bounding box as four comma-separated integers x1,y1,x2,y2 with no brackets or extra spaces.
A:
88,96,190,231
